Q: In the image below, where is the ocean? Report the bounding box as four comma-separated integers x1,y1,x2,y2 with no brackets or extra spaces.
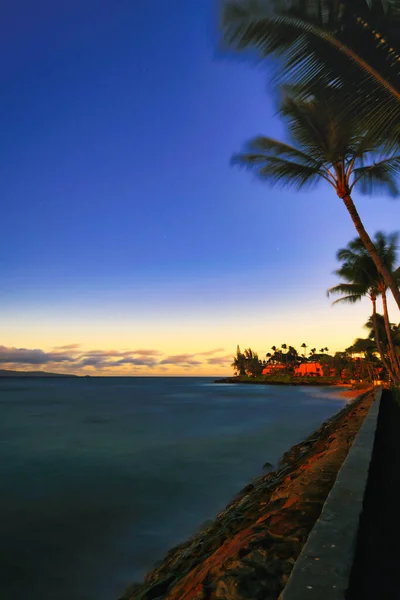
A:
0,377,348,600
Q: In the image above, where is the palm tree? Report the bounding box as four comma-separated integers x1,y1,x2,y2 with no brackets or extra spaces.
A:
364,313,398,381
301,342,307,359
346,338,382,382
221,0,400,141
244,347,263,376
232,90,400,309
280,342,287,365
328,233,400,382
270,345,277,363
287,345,299,366
340,234,400,378
232,345,246,376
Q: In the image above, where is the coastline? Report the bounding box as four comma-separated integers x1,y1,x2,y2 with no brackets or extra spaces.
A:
213,376,351,386
120,388,374,600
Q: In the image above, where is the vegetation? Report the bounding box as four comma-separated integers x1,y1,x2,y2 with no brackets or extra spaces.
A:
221,0,400,142
231,340,387,384
232,90,400,308
232,346,264,377
220,0,400,389
328,232,400,383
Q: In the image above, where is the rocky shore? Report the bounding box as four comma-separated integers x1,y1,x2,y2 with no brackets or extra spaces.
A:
120,389,374,600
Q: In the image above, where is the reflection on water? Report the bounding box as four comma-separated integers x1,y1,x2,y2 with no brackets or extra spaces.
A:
0,377,346,600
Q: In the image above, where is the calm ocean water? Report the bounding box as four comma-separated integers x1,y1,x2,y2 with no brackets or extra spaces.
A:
0,377,347,600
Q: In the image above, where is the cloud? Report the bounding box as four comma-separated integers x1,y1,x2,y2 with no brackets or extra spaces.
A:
0,345,73,364
52,344,81,350
159,354,203,366
76,353,158,369
74,349,161,359
198,348,225,356
0,345,231,373
132,349,163,357
76,357,110,368
111,357,158,367
76,349,131,358
206,355,233,366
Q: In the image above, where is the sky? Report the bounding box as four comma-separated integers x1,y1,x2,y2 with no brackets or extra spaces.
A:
1,0,400,376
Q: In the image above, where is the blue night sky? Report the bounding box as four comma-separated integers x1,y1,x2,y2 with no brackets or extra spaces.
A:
2,0,400,375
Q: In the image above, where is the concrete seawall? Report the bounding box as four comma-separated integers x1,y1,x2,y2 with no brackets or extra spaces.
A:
280,387,382,600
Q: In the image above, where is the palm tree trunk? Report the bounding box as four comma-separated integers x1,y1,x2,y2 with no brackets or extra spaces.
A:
381,289,400,378
371,297,398,382
365,359,374,383
341,194,400,310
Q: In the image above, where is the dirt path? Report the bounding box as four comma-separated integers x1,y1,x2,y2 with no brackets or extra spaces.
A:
121,390,375,600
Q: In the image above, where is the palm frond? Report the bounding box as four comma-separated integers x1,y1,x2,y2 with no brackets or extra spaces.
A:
221,0,400,139
243,136,320,166
327,282,366,303
280,95,332,160
332,294,364,305
352,156,400,195
331,232,400,310
232,150,322,189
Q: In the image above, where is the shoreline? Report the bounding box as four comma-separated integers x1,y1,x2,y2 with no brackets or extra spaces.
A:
120,388,375,600
213,376,352,386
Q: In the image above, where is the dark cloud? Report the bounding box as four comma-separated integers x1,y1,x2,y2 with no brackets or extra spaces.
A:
0,346,72,364
77,355,157,369
76,357,111,368
76,350,129,358
112,357,158,367
0,345,229,371
206,355,232,366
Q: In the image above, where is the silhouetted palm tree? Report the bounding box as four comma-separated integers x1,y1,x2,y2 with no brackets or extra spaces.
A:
328,233,400,382
221,0,400,142
346,338,380,382
232,90,400,309
243,347,263,376
364,313,397,380
232,345,246,376
281,343,288,365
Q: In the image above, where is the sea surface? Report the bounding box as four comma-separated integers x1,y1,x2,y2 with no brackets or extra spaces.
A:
0,377,348,600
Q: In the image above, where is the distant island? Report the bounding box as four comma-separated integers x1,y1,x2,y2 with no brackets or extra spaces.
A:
0,369,78,378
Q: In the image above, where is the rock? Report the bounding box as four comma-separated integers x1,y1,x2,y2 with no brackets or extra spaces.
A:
118,582,143,599
136,575,176,600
